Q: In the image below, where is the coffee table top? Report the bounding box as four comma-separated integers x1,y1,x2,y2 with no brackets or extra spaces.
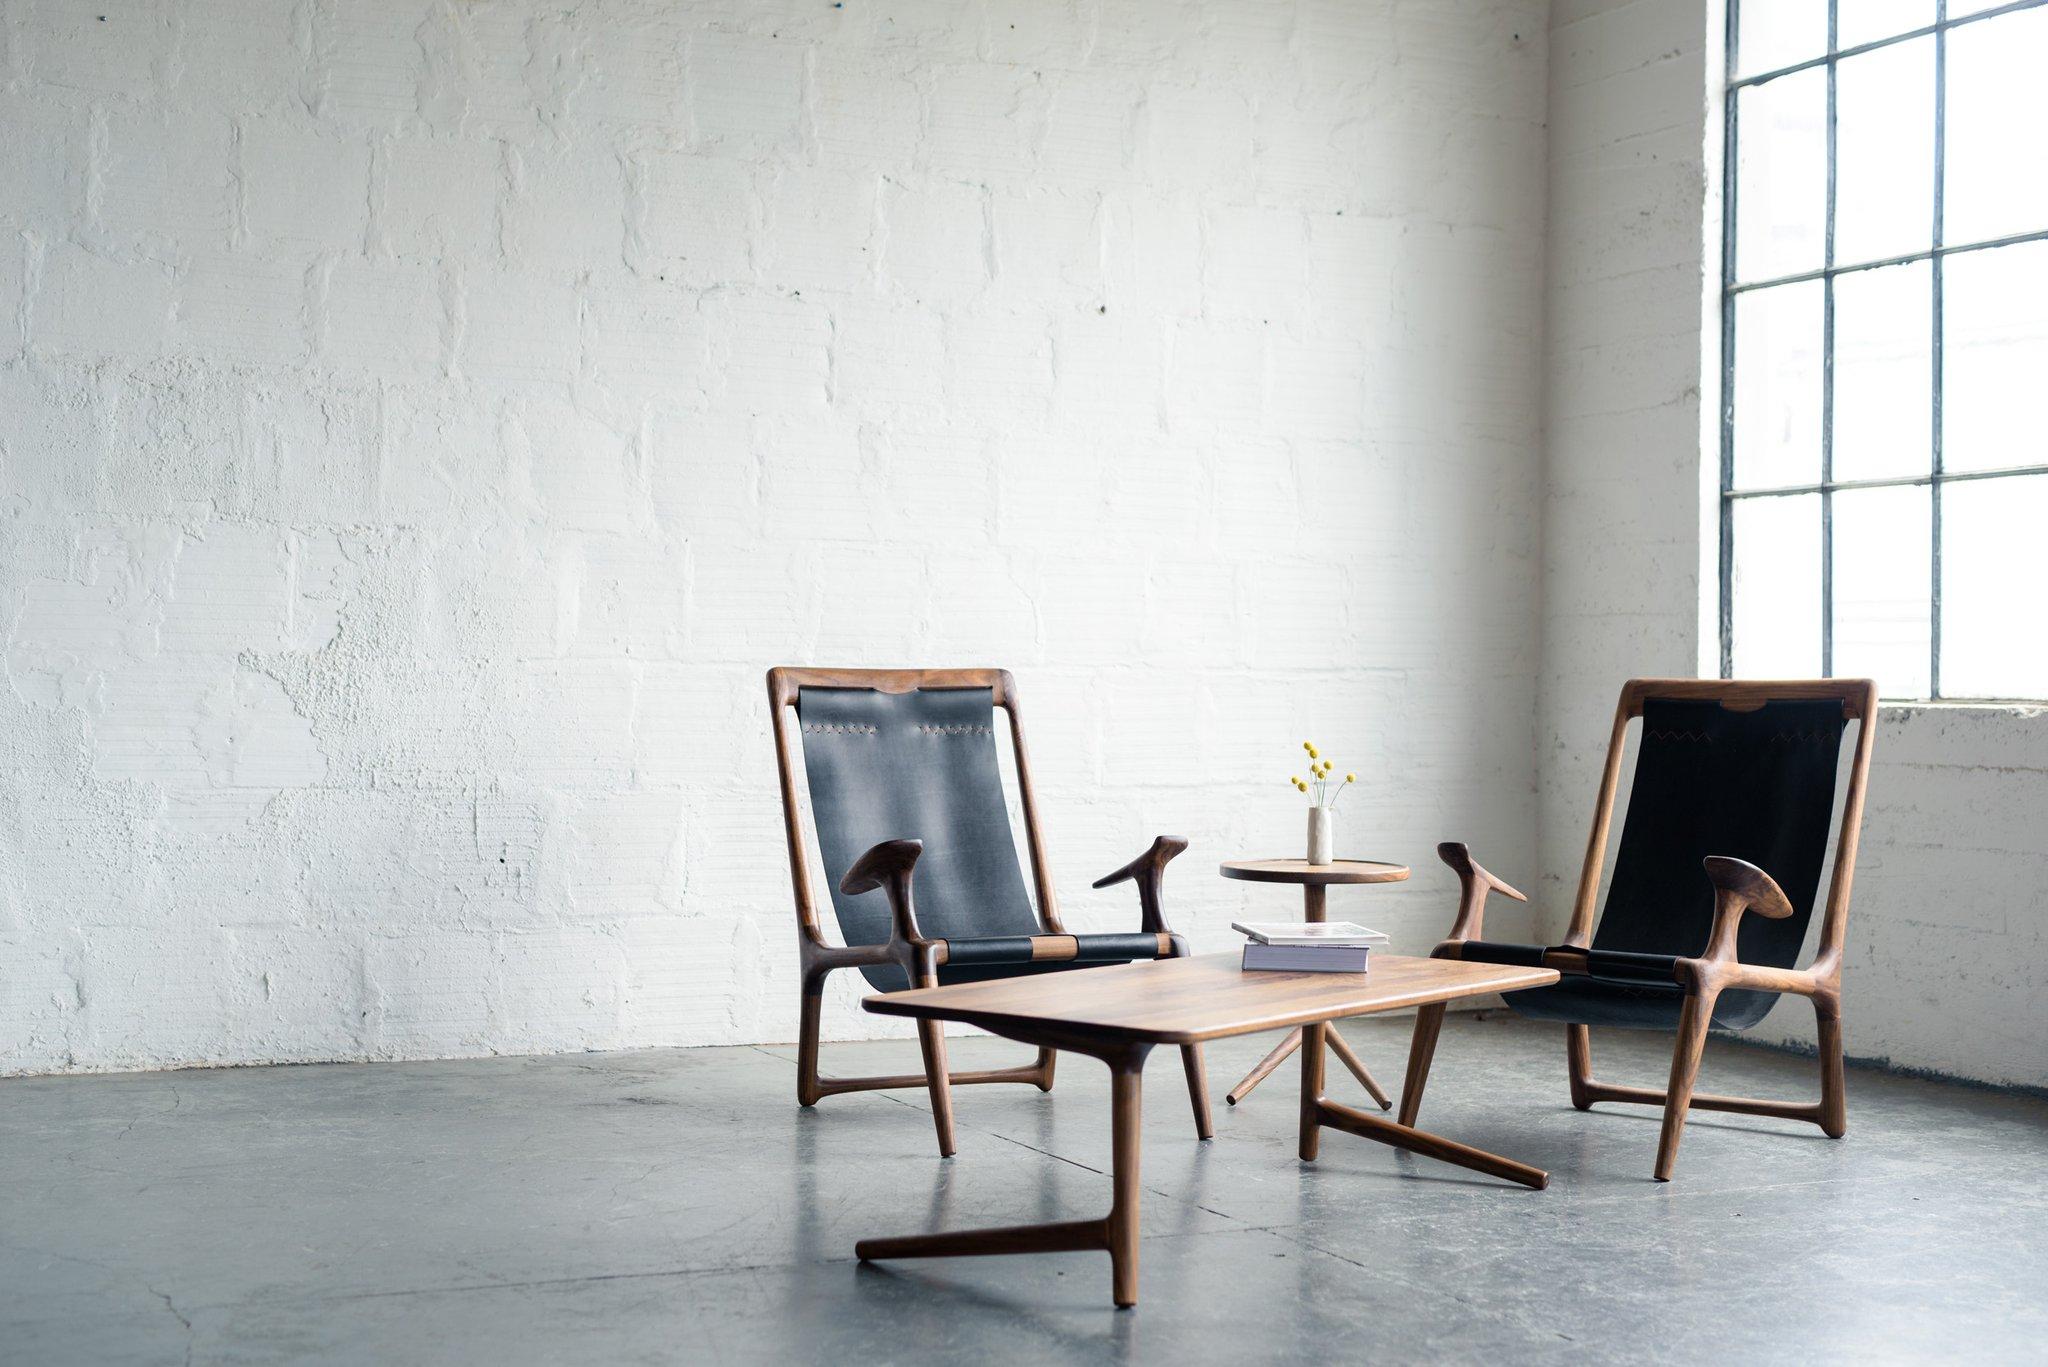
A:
1219,858,1410,885
863,953,1558,1046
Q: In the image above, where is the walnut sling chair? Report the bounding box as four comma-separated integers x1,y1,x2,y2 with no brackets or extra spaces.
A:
1400,678,1878,1180
768,667,1214,1157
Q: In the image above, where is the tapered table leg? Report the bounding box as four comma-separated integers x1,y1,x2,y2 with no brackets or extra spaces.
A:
1298,1039,1548,1189
856,1041,1154,1308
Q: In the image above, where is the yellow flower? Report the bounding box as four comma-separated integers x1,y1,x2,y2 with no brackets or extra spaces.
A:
1307,746,1319,759
1302,741,1313,752
1345,772,1356,783
1290,776,1302,785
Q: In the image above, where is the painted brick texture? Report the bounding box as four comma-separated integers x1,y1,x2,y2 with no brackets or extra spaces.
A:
1,0,1547,1075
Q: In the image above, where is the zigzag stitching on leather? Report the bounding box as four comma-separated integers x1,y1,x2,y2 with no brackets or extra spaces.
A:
1644,729,1714,743
1766,730,1835,745
801,722,877,735
915,723,993,736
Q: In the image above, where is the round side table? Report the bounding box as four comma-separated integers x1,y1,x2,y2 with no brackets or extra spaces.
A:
1218,857,1411,1110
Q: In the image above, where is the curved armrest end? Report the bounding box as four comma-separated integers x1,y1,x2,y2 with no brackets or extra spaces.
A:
1702,855,1794,919
1091,835,1189,889
1094,835,1189,935
840,838,924,897
1437,841,1528,902
1438,840,1528,942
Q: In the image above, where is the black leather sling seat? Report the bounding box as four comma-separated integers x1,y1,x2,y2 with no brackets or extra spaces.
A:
1474,696,1847,1035
798,683,1179,990
1455,941,1780,1030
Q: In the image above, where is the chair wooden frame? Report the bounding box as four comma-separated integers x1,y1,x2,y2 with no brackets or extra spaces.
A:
1399,677,1880,1181
768,666,1213,1157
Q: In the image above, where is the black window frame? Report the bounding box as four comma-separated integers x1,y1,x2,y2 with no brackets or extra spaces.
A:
1719,0,2048,700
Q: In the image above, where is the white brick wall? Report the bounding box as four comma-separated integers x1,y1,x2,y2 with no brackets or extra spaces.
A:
0,0,1548,1076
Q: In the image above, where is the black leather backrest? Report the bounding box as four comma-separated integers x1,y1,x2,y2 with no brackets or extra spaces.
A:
797,686,1040,958
1593,697,1847,968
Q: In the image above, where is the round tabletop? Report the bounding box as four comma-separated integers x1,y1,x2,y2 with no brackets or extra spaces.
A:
1219,858,1410,886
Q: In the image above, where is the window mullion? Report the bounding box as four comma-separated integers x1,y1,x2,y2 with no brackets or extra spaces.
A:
1820,0,1839,678
1930,0,1948,699
1719,0,1741,679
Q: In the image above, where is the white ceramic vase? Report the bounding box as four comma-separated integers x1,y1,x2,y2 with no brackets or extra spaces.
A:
1306,806,1335,865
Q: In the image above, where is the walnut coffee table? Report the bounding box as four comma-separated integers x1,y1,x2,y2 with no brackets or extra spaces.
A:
858,952,1559,1307
1219,858,1410,1108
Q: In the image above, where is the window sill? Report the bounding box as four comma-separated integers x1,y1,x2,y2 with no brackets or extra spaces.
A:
1878,699,2048,719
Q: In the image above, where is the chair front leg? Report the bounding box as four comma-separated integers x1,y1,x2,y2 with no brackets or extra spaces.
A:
1653,987,1719,1182
797,968,826,1107
910,944,959,1158
1397,1002,1446,1127
1179,1044,1214,1140
1816,994,1848,1139
1566,1024,1595,1110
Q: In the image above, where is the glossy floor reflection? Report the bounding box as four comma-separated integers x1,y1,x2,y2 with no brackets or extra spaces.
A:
5,1013,2044,1364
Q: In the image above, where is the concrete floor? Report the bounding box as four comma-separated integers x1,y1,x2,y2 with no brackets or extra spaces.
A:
4,1015,2045,1366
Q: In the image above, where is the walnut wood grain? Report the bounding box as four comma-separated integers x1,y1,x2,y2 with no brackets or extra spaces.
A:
864,952,1560,1046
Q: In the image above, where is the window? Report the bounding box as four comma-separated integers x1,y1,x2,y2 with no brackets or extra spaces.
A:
1720,0,2048,699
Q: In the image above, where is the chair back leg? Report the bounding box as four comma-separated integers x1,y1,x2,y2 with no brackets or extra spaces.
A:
1179,1044,1214,1139
1397,1002,1447,1127
1034,1045,1057,1092
1653,989,1718,1181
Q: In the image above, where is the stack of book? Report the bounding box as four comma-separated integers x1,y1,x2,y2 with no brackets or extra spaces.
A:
1233,921,1389,974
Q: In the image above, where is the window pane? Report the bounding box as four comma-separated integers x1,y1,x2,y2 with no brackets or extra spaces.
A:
1734,281,1823,488
1735,69,1827,282
1833,485,1932,697
1733,494,1822,676
1834,37,1934,268
1837,1,1933,50
1945,7,2048,246
1942,241,2048,473
1737,0,1827,77
1833,260,1932,482
1942,475,2048,697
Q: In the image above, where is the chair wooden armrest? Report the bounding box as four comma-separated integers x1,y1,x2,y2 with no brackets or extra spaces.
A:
840,838,933,948
1091,836,1188,936
1683,855,1820,996
1435,841,1528,945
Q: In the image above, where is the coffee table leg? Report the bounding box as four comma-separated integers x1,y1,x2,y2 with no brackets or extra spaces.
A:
1108,1060,1143,1306
1296,1021,1547,1189
856,1041,1154,1308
